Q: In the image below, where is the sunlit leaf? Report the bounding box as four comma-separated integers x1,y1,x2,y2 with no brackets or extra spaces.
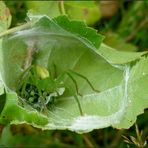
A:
0,1,11,33
0,15,147,133
25,1,60,18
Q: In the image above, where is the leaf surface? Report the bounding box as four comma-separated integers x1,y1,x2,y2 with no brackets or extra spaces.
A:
0,1,11,33
0,16,147,133
25,1,61,18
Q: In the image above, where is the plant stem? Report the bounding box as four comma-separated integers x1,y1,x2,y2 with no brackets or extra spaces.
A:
110,129,125,148
59,1,66,15
83,134,94,148
0,22,32,38
135,123,144,148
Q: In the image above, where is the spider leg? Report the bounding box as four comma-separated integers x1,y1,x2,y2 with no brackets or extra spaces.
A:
53,64,82,96
51,64,85,115
55,70,83,115
68,70,100,93
56,71,82,96
66,72,83,96
73,94,83,116
17,65,33,89
53,63,57,78
66,86,83,116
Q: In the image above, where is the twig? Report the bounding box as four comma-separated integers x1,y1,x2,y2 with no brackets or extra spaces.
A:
83,134,94,148
0,22,32,38
83,133,101,148
135,123,144,148
110,129,125,148
59,1,66,15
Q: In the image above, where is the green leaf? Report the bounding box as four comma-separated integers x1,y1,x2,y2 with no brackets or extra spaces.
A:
98,43,147,65
53,15,104,49
0,1,11,92
115,57,148,128
64,1,101,26
25,1,101,26
0,1,11,33
103,33,138,52
0,39,4,95
0,16,147,133
0,92,48,126
25,1,61,18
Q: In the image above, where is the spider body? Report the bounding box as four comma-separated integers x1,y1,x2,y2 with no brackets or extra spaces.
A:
17,65,99,115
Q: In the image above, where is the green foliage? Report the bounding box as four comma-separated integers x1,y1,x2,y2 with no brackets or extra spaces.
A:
64,1,101,26
25,1,101,26
103,33,138,52
117,1,148,51
4,1,26,27
25,1,60,18
0,16,147,134
0,1,148,147
0,1,11,32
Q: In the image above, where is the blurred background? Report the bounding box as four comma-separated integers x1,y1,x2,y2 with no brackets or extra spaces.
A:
0,1,148,147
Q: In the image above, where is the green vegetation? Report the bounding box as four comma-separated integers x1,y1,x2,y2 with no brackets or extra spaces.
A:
0,1,147,147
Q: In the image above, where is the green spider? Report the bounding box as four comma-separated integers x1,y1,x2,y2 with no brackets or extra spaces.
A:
17,64,99,115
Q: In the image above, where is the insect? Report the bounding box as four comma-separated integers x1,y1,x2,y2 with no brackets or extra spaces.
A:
17,64,100,115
